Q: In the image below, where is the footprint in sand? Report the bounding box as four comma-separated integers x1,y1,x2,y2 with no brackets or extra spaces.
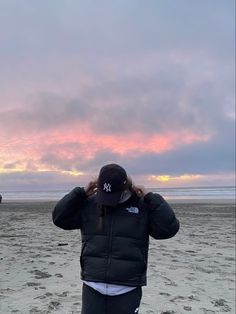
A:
29,307,42,313
200,308,215,314
170,295,185,302
188,295,200,301
163,277,178,287
25,282,41,287
211,298,231,312
29,269,52,279
56,291,69,297
34,293,52,300
159,292,171,296
55,273,63,278
183,306,192,311
224,257,234,261
47,300,61,310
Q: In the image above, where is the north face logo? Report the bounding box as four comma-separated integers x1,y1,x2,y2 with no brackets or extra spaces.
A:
126,207,139,214
103,182,112,192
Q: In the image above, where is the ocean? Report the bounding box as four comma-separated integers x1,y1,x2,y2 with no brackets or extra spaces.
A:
0,186,235,202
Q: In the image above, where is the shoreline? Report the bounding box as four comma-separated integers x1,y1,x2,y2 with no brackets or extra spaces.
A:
1,198,235,204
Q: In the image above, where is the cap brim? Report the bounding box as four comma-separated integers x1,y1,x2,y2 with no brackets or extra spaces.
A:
96,189,122,207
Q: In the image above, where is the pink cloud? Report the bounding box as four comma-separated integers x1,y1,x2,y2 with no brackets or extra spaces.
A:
0,121,211,174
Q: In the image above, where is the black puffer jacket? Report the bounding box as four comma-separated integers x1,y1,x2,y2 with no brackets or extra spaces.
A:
52,187,179,286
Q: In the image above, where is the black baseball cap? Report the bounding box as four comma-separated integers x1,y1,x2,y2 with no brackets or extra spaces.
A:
97,164,128,206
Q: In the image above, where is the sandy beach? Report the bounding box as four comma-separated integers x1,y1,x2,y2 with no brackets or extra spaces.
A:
0,200,235,314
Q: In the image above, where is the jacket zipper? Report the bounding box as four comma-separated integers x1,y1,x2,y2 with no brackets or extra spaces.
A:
106,211,114,281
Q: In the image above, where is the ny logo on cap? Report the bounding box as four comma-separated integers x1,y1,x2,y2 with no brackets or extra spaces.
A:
103,182,111,192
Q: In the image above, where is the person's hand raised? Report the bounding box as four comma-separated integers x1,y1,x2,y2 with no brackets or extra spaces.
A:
131,184,147,197
85,180,97,196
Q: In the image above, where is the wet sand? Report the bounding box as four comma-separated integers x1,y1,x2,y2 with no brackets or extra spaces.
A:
0,200,235,314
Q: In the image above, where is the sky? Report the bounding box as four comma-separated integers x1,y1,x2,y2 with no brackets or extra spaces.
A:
0,0,235,191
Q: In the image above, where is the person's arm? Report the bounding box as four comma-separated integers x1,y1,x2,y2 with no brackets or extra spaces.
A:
144,192,180,239
52,181,97,230
52,187,87,230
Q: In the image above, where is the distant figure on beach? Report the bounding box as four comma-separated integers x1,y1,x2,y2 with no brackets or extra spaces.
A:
0,194,2,204
52,163,180,314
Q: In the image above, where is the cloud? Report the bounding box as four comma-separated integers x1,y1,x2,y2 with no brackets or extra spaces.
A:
0,54,233,137
0,171,89,191
121,120,235,177
0,1,234,190
0,1,234,60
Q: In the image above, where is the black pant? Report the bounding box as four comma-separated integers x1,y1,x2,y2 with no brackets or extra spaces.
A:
81,283,142,314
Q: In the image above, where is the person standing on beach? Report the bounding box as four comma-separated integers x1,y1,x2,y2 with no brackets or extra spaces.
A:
52,163,180,314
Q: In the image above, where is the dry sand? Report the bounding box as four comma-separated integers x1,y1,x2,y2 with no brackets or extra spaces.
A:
0,200,235,314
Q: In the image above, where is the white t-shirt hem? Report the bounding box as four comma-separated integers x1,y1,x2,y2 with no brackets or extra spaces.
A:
83,281,137,296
